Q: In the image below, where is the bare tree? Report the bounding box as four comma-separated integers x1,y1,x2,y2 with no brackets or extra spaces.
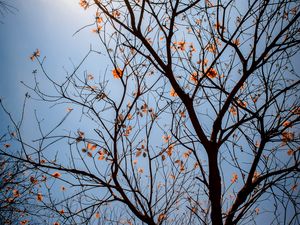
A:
1,0,300,224
0,133,42,225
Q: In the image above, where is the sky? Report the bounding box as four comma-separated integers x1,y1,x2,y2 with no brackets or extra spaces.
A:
1,0,99,113
0,0,114,140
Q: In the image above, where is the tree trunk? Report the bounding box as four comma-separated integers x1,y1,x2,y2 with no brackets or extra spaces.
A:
208,149,223,225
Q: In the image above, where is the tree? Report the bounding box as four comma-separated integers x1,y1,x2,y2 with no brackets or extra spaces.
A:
0,133,41,225
1,0,300,224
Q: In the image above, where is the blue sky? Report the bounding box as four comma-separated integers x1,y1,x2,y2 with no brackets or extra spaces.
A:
1,0,97,112
0,0,114,138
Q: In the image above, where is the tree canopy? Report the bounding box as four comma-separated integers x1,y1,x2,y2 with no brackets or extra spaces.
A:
1,0,300,224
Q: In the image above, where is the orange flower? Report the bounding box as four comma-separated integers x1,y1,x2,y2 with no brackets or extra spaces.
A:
170,87,177,97
287,149,294,156
237,100,247,108
251,95,259,103
179,110,186,118
169,174,175,179
282,131,294,143
98,152,105,160
231,173,238,183
92,25,102,33
282,121,291,127
233,39,240,46
166,144,174,156
183,150,192,158
76,130,85,142
214,22,225,32
174,41,186,51
30,49,40,61
95,212,101,219
79,0,88,9
124,125,133,137
136,150,142,157
158,214,166,222
127,113,133,120
112,68,123,79
52,172,61,178
206,44,217,53
162,135,171,143
20,220,29,225
37,193,43,201
205,68,218,78
96,12,103,23
30,176,38,185
190,71,199,84
87,74,94,80
195,19,202,25
112,10,121,18
13,190,20,198
229,106,237,116
180,165,185,172
189,43,196,52
4,143,11,148
66,107,73,112
87,143,97,151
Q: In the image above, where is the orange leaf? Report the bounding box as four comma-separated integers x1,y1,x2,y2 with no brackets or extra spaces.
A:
112,68,123,79
95,212,101,219
136,150,142,157
231,173,238,183
170,87,177,97
4,143,11,148
287,149,294,156
37,193,43,201
52,172,61,178
13,190,20,198
20,220,29,225
158,214,166,222
98,155,105,160
87,143,97,151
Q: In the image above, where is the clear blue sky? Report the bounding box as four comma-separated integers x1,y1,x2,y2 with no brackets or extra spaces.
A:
0,0,100,113
0,0,112,134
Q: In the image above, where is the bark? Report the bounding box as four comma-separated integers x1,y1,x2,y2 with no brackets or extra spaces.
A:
208,147,223,225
